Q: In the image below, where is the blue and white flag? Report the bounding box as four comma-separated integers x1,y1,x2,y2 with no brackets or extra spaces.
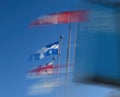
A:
31,41,59,60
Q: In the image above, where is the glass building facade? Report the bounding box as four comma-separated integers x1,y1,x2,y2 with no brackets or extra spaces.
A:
74,1,120,86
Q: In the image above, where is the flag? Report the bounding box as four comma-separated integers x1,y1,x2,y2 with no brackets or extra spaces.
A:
27,63,74,79
30,10,87,27
27,62,53,79
31,41,59,60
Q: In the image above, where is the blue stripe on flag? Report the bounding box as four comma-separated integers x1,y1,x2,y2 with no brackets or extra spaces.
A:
31,41,59,60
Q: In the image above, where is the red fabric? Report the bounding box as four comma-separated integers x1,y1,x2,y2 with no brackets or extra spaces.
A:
30,10,87,27
28,65,53,73
57,11,87,23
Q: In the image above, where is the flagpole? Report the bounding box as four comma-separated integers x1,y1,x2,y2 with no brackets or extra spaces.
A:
63,16,72,97
66,18,72,83
55,35,63,97
72,23,79,74
57,35,63,74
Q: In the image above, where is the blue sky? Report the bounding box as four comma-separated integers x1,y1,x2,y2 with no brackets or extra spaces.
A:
0,0,118,97
0,0,80,97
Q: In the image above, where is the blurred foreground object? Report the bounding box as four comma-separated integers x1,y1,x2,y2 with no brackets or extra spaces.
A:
74,0,120,87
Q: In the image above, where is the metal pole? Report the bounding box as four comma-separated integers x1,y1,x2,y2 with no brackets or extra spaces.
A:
72,23,79,74
57,35,63,74
66,19,72,82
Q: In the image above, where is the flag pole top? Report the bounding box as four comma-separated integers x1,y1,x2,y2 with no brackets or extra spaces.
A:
59,35,63,40
52,57,56,60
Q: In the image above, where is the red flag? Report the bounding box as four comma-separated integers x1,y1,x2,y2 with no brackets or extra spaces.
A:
30,10,87,27
27,62,53,76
